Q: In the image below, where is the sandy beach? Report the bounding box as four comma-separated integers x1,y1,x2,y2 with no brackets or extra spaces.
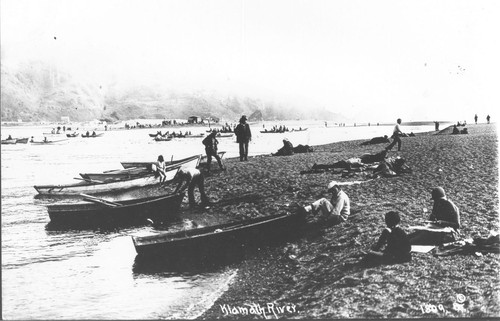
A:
193,123,499,319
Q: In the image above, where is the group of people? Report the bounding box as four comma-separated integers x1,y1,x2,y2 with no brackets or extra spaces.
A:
152,115,253,209
298,181,460,266
474,114,491,124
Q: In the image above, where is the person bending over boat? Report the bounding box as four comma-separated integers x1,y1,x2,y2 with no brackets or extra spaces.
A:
202,131,225,173
299,181,350,227
408,187,461,245
173,166,211,208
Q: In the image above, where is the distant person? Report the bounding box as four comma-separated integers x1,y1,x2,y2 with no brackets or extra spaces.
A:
234,115,252,161
173,166,211,208
85,131,90,137
434,121,440,131
385,118,403,151
155,155,167,186
202,131,225,173
7,135,13,140
362,211,411,266
408,187,461,245
92,131,96,136
487,114,491,124
474,114,478,124
299,181,350,227
452,125,460,134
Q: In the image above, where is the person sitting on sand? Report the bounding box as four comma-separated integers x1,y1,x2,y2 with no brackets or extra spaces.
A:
300,181,350,227
273,138,294,156
312,150,387,171
202,131,225,173
362,211,411,266
360,135,390,146
360,150,388,164
452,125,460,135
371,156,412,177
408,187,461,245
173,166,211,208
460,128,468,134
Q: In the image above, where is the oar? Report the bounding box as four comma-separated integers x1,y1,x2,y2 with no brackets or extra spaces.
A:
80,193,121,207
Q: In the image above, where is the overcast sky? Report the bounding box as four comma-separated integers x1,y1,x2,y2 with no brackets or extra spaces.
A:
1,0,499,122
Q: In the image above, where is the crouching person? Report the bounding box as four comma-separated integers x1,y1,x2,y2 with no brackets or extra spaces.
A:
173,166,211,208
363,211,411,266
301,181,350,227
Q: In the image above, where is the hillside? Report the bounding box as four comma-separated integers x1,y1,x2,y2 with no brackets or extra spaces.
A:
1,61,348,123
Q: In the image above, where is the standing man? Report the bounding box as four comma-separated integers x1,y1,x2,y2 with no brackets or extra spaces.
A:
202,131,225,173
235,115,252,161
474,114,478,124
300,181,350,227
487,115,491,124
173,166,211,208
386,118,403,151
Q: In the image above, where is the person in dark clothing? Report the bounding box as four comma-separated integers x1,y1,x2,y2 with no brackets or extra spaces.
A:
173,166,210,208
234,115,252,161
360,135,390,146
202,131,225,172
452,125,460,134
273,138,294,156
474,114,478,124
363,211,411,265
487,115,491,124
385,118,403,151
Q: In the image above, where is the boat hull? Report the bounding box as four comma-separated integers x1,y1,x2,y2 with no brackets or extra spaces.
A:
132,212,305,260
47,192,184,228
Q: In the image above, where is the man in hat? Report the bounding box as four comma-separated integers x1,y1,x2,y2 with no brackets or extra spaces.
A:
301,181,350,227
408,187,461,244
234,115,252,161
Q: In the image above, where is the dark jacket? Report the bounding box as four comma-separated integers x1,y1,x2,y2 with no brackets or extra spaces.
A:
235,123,252,143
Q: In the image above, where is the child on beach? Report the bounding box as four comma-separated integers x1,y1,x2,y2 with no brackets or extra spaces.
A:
363,211,411,266
156,155,167,186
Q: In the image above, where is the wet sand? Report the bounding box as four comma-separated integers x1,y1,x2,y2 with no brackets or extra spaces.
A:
195,123,498,319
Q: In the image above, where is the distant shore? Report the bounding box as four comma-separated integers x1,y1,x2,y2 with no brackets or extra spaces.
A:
195,123,498,319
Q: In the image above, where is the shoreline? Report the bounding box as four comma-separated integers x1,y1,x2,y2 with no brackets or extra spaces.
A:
195,123,498,319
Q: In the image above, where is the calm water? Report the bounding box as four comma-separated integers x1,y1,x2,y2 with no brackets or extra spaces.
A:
1,121,436,319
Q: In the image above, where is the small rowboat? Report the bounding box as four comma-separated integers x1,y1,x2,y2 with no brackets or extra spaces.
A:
35,154,201,196
132,211,306,259
81,133,104,138
66,133,79,138
154,136,172,141
16,137,29,144
30,138,68,144
47,192,185,228
216,133,234,138
120,154,201,170
1,138,17,144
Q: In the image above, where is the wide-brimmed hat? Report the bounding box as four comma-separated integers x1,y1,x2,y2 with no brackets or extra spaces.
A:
327,181,339,192
241,115,247,120
431,187,446,200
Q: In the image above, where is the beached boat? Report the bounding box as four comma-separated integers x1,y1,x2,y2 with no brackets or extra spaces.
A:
1,138,17,144
216,133,234,138
81,133,104,138
47,192,185,228
120,154,202,170
35,154,201,196
131,211,306,258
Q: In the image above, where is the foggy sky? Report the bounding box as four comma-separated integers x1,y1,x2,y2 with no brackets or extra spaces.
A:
1,0,499,122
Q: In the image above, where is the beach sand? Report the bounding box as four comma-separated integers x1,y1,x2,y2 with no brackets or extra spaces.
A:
192,123,498,319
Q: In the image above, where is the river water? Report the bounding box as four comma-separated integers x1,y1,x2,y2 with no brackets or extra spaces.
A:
1,120,437,319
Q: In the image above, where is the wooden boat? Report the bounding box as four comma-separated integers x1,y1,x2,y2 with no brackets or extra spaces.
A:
30,138,68,144
260,128,308,134
120,154,202,170
216,133,234,138
66,133,79,138
15,137,29,144
35,154,201,196
80,167,150,181
81,133,104,138
47,192,185,228
1,138,17,144
131,211,306,258
154,136,172,141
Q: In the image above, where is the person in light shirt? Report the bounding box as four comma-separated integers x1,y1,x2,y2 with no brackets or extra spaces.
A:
300,181,350,227
173,166,211,208
385,118,403,151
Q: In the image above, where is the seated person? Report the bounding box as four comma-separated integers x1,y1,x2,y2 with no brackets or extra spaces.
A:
372,156,412,177
360,135,390,146
273,138,294,156
363,211,411,265
452,125,460,135
300,181,350,227
360,150,388,164
408,187,461,245
460,128,468,134
293,144,313,153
